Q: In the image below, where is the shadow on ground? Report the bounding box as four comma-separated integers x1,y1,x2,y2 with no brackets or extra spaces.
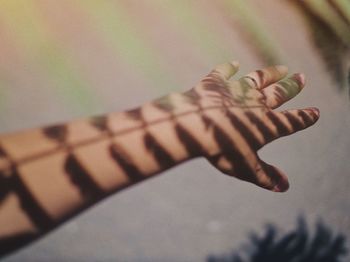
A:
207,216,347,262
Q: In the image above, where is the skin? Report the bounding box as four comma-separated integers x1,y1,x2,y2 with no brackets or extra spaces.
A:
0,62,319,257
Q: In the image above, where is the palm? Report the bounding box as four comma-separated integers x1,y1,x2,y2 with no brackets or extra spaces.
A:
188,62,319,192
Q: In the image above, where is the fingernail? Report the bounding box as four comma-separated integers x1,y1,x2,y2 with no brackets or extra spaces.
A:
308,107,320,118
230,60,240,68
292,73,306,86
272,180,290,192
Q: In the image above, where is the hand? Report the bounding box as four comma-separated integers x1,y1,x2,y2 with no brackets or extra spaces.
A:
185,62,319,192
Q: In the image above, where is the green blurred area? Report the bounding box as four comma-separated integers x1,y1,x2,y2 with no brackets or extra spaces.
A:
0,0,349,117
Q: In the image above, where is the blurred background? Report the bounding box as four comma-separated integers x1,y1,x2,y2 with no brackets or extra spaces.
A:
0,0,349,261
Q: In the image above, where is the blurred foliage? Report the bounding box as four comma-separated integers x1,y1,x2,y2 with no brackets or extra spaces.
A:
221,0,282,65
0,0,349,114
288,0,350,94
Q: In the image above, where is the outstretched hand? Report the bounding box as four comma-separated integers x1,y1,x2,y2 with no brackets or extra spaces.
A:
186,62,319,192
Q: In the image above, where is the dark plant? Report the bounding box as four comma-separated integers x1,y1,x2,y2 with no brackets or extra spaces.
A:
207,217,347,262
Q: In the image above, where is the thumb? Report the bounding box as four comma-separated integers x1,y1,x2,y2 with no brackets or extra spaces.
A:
257,158,290,192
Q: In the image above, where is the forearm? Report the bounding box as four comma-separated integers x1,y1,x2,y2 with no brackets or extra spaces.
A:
0,91,206,255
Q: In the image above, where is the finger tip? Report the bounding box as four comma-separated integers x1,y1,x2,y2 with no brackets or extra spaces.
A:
272,179,290,192
293,73,306,87
230,60,240,69
307,107,320,119
272,172,290,192
313,107,320,116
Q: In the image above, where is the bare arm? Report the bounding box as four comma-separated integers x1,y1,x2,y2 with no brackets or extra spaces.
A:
0,62,319,256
